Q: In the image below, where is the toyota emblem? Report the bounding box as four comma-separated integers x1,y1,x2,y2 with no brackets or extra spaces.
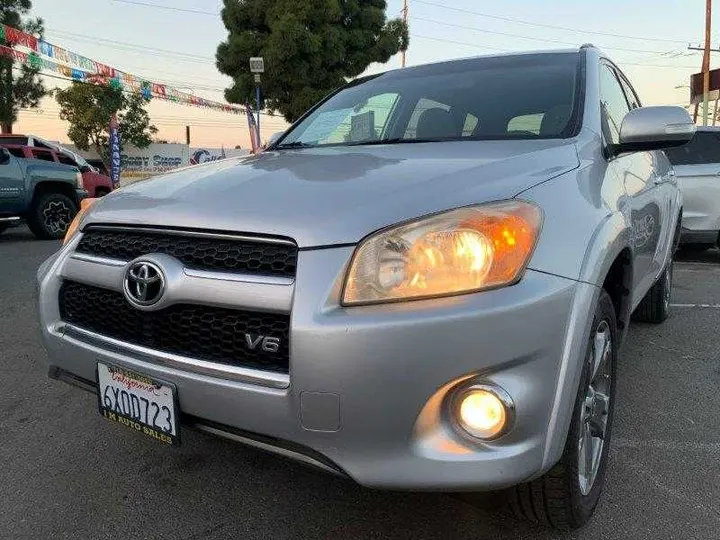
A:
123,260,165,308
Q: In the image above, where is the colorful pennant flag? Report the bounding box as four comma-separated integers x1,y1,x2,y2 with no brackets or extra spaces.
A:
0,23,247,116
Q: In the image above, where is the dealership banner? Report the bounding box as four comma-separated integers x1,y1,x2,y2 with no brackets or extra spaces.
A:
0,24,246,116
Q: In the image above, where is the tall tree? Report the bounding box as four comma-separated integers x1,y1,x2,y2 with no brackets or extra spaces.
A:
54,82,157,168
0,0,45,133
217,0,408,123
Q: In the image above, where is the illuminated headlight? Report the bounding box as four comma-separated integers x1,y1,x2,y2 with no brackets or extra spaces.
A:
451,384,514,441
342,201,542,305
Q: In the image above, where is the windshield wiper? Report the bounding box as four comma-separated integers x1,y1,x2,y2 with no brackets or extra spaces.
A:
274,141,315,149
346,137,452,146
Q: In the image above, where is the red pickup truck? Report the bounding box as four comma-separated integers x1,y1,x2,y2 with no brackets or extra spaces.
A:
0,135,114,198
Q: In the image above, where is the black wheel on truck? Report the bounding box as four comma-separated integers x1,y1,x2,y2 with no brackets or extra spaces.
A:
507,289,617,530
26,192,78,240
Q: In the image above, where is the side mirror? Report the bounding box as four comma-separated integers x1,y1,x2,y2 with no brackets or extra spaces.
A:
614,106,696,155
267,131,285,148
0,147,10,165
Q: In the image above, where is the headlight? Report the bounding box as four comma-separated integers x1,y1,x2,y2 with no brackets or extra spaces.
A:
342,201,542,305
63,198,97,245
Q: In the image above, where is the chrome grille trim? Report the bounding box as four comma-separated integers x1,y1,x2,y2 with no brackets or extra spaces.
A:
56,323,290,389
183,267,294,286
60,253,294,313
81,225,297,246
69,252,126,267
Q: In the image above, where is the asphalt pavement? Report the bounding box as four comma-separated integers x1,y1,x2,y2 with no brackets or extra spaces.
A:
1,225,719,540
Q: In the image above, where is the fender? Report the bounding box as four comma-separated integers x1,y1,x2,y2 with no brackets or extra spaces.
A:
25,161,82,206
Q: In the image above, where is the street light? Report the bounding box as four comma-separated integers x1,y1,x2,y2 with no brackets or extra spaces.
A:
249,57,264,146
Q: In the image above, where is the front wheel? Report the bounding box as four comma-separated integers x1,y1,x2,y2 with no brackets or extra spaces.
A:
26,192,78,240
508,290,617,530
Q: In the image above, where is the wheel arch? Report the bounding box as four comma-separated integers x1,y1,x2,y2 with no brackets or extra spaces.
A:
540,221,634,472
31,180,79,204
578,213,635,337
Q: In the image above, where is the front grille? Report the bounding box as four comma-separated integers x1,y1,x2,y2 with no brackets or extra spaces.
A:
59,281,290,373
76,227,298,278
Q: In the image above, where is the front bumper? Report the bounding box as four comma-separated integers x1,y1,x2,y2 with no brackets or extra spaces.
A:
37,242,598,491
74,188,88,205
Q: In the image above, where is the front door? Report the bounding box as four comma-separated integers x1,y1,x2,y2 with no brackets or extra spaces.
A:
599,62,666,300
0,152,24,216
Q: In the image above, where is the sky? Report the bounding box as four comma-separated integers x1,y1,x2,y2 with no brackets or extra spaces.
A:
15,0,718,148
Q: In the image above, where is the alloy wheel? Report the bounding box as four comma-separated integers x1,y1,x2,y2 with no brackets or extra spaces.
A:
578,320,612,496
42,200,73,235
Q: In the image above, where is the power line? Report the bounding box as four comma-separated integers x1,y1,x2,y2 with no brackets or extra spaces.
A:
411,16,679,54
47,28,215,62
33,71,266,116
411,34,510,52
410,34,707,70
110,0,218,15
45,31,212,65
412,0,693,45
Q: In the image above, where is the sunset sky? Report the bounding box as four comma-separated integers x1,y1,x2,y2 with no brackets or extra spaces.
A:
16,0,715,149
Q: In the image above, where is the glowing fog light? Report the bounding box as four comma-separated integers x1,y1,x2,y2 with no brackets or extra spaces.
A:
453,384,514,440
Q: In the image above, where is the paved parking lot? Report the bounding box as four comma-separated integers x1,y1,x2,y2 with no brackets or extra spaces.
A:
1,225,718,540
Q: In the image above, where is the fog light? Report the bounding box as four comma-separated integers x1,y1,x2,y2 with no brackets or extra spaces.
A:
453,384,513,440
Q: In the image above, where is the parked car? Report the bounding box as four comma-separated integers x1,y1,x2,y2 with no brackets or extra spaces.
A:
0,136,114,198
85,158,109,177
0,147,86,239
37,46,693,530
664,126,720,251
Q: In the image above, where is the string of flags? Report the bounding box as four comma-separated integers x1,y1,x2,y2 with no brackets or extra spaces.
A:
0,24,246,115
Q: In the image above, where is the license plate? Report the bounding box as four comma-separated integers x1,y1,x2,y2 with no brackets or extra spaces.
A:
96,362,180,446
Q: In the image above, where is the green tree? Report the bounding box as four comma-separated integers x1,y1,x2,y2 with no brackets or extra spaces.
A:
54,82,157,168
217,0,408,123
0,0,45,133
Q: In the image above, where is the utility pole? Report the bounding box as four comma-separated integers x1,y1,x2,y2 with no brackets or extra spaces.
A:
704,0,712,126
401,0,408,67
185,125,190,146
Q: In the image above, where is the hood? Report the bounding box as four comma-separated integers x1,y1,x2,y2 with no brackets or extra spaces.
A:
87,140,579,248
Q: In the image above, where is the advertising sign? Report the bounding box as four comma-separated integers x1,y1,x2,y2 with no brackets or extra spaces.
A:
108,115,121,186
690,69,720,104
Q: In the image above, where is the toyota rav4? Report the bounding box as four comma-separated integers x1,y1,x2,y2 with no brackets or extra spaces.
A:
37,46,694,530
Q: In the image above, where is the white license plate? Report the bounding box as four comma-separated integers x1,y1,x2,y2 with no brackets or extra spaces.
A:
96,362,180,445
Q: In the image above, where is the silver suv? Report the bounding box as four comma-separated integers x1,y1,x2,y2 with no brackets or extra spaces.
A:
665,126,720,251
37,46,694,530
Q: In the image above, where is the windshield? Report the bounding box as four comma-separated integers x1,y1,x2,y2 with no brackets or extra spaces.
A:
47,140,92,169
277,52,581,148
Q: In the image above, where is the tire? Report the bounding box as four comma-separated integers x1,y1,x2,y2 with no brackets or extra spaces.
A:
508,290,617,530
632,260,672,324
26,192,78,240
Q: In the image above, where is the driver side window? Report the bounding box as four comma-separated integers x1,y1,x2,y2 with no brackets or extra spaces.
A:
599,64,631,146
